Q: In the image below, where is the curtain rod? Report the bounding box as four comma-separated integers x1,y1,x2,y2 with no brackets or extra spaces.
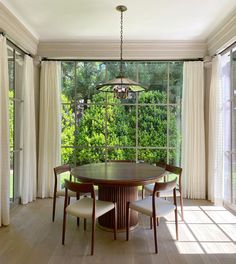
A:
0,31,33,58
42,58,203,62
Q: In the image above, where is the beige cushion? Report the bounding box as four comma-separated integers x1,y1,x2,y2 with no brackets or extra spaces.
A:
144,184,180,197
56,189,77,197
129,197,176,217
66,197,115,218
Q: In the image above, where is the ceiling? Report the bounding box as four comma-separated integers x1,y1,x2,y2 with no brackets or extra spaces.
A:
2,0,236,42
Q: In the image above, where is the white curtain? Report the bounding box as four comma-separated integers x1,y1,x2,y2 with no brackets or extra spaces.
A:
208,56,224,204
38,61,61,198
0,35,10,226
182,61,206,199
20,55,37,204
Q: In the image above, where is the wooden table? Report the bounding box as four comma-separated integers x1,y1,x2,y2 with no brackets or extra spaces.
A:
71,162,165,231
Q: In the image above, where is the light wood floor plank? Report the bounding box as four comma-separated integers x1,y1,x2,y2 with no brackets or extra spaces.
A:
0,198,236,264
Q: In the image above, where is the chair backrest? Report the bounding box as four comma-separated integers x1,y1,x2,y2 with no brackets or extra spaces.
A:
54,165,72,189
165,164,182,187
153,178,177,194
156,161,166,169
64,179,94,195
152,178,177,217
64,180,96,218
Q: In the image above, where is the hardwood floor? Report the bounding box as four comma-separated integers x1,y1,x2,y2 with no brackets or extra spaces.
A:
0,198,236,264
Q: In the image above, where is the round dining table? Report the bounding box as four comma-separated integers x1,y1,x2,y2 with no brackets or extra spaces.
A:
71,162,165,231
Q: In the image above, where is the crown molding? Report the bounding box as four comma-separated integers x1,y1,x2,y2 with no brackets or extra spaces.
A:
38,40,207,60
207,10,236,56
0,3,38,55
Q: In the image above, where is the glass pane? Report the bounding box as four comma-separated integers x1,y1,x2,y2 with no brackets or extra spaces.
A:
138,106,167,147
232,48,236,204
169,105,181,148
107,148,136,161
222,51,231,203
106,61,119,80
61,147,74,165
138,149,167,164
139,62,168,102
169,148,181,166
76,61,106,101
61,62,75,102
10,148,14,200
169,62,183,104
8,46,14,93
74,147,105,165
61,103,75,146
107,105,136,147
76,104,105,147
125,62,138,81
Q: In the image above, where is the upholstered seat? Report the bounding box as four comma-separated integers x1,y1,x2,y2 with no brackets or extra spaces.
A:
129,196,176,217
66,197,115,218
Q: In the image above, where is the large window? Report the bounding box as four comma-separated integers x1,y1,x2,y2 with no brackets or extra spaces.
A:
8,43,24,202
223,45,236,208
61,61,182,166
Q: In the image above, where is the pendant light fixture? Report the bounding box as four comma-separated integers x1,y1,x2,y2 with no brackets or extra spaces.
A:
96,5,146,99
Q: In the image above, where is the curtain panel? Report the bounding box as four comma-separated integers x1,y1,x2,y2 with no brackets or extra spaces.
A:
20,55,37,204
182,61,206,199
208,56,224,204
38,61,61,198
0,35,10,226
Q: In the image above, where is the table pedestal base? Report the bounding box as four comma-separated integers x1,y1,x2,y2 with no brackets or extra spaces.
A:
98,185,139,230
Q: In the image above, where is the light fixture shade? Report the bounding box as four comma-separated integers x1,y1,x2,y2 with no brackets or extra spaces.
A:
96,76,146,92
96,5,146,99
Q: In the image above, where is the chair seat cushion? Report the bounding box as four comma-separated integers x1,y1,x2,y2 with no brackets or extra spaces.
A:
66,197,115,218
56,189,76,197
129,197,176,217
144,184,180,197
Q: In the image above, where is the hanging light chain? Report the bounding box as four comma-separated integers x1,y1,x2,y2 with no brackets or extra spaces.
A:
120,9,124,78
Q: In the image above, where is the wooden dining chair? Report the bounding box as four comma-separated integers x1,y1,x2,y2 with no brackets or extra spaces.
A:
126,178,178,254
62,179,117,255
143,163,184,220
52,165,76,222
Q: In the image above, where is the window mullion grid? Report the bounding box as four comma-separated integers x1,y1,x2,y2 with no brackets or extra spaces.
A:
12,48,16,201
73,62,77,166
167,62,170,165
135,93,139,162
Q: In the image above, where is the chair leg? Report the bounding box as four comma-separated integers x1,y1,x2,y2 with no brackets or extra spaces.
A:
62,212,67,245
52,194,56,222
91,217,95,255
153,216,158,254
150,217,152,229
180,195,184,221
174,207,179,240
77,217,80,226
114,203,117,240
141,186,144,199
84,218,87,231
126,202,130,241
